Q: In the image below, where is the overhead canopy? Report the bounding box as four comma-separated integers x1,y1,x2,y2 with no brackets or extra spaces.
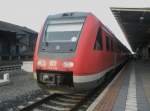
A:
0,20,37,36
0,20,37,60
111,8,150,52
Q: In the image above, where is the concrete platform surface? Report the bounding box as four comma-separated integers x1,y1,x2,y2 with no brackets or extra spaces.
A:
91,60,150,111
0,80,10,86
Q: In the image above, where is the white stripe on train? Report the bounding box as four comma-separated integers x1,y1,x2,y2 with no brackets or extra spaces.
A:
73,61,124,83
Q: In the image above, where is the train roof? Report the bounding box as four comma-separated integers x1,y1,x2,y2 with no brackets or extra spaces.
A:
47,12,130,53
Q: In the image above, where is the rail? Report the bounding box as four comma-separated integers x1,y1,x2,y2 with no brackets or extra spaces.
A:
0,64,21,72
17,63,126,111
18,93,86,111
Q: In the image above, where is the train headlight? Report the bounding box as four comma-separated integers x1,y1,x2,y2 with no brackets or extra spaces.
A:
37,59,46,67
49,60,57,67
63,61,74,68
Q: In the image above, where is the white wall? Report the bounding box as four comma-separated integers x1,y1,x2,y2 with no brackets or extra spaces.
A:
21,61,33,72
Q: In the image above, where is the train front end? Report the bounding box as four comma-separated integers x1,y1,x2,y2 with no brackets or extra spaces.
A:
33,13,88,93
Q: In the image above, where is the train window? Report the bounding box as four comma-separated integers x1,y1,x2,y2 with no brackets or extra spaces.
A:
118,44,121,52
106,36,110,51
45,23,83,42
114,41,118,52
42,17,85,53
94,28,102,50
111,39,113,51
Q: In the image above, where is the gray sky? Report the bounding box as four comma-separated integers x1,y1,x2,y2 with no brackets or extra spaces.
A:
0,0,150,52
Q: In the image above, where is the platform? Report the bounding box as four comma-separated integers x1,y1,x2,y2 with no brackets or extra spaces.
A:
88,60,150,111
0,80,10,86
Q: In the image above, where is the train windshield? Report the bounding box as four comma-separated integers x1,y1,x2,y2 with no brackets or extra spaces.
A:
42,18,85,53
45,23,83,42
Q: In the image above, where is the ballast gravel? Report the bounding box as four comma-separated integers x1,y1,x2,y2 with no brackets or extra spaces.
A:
0,70,47,111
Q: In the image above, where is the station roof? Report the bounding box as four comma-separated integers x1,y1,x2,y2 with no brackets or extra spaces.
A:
0,20,37,35
111,8,150,52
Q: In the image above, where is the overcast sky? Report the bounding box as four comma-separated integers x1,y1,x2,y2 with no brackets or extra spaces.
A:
0,0,150,52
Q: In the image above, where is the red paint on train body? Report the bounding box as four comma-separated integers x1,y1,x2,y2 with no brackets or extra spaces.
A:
33,12,129,92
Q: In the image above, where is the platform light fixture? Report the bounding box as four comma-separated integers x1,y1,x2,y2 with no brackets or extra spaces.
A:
140,16,144,20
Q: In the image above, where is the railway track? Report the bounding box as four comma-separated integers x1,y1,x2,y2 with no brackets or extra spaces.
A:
17,74,114,111
17,93,87,111
17,64,125,111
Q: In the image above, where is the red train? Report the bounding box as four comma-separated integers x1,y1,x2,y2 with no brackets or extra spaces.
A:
33,12,129,92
